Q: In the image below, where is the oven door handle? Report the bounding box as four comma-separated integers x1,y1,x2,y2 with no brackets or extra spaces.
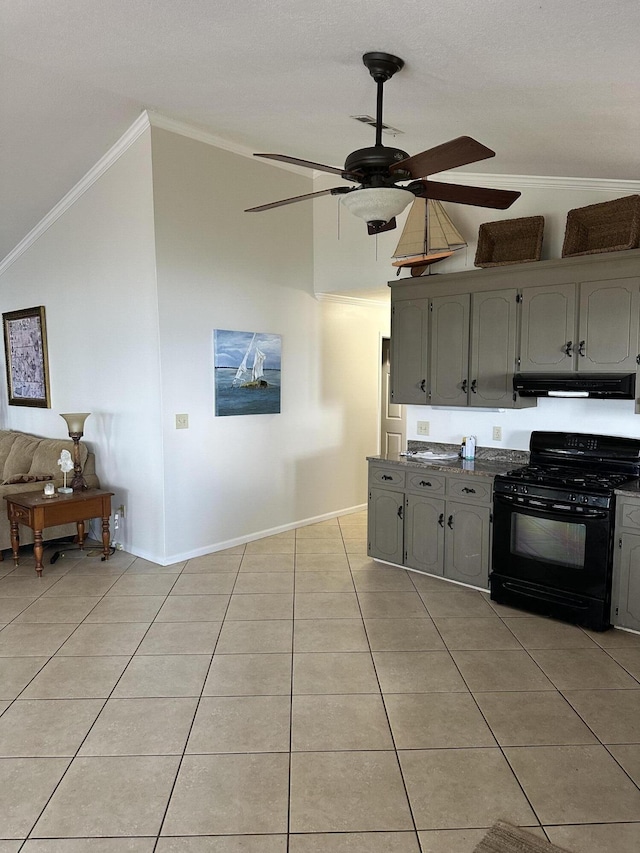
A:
494,493,609,520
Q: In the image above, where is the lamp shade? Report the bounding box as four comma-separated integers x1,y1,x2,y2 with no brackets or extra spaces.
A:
341,187,415,224
60,412,90,435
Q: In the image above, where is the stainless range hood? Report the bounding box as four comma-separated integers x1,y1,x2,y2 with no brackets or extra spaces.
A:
513,373,636,399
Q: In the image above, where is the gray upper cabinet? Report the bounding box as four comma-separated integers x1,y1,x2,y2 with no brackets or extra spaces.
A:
430,294,470,406
390,298,429,404
470,289,519,407
520,278,640,374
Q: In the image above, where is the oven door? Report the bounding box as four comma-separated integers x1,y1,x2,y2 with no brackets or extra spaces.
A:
491,492,612,599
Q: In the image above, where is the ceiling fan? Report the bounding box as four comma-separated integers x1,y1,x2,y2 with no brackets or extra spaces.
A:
246,52,521,235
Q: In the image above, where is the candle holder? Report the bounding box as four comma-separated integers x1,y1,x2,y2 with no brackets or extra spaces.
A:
60,413,90,491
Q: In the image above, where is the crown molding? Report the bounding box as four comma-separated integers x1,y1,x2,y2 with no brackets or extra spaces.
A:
0,111,152,276
434,171,640,194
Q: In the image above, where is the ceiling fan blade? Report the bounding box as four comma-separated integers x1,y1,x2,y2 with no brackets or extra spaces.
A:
413,179,520,210
254,153,352,178
245,187,349,213
390,136,495,179
368,218,397,235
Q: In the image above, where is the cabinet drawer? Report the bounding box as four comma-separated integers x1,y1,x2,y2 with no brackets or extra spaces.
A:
619,500,640,531
370,466,405,489
447,476,492,503
406,470,446,495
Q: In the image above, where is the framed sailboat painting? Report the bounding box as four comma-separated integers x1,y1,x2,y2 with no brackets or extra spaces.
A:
213,329,282,416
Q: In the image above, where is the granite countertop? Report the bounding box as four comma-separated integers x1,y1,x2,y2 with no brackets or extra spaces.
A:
368,442,529,479
615,480,640,498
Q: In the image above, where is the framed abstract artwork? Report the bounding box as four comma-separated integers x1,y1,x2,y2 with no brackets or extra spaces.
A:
213,329,281,416
2,306,51,407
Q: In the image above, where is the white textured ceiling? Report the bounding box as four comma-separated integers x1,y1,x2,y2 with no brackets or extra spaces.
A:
2,0,640,263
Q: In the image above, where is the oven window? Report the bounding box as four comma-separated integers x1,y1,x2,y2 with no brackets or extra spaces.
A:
511,514,586,569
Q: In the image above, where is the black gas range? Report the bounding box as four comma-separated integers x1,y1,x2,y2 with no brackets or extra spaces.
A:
491,431,640,630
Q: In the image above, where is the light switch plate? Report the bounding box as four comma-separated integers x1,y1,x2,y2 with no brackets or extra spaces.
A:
176,414,189,429
493,426,502,441
417,421,430,436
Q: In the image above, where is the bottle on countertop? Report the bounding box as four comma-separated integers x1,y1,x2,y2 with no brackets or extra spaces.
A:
465,435,476,461
460,437,466,458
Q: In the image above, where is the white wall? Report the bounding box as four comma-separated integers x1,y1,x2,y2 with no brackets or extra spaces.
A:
0,130,166,556
151,128,389,560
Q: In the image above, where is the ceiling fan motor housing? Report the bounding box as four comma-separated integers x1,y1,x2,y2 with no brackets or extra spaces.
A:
343,146,412,186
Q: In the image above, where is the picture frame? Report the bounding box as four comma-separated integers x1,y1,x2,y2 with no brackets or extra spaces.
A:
213,329,282,416
2,306,51,408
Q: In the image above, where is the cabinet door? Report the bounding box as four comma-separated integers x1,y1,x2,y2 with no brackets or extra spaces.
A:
470,289,518,407
578,278,640,372
404,494,445,575
444,500,491,589
519,284,576,372
430,294,470,406
368,487,404,564
390,298,430,404
613,532,640,631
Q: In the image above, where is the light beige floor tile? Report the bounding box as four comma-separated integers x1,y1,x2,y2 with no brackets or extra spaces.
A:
294,618,369,652
408,573,454,594
155,595,229,622
294,592,360,619
289,833,419,853
211,545,246,556
162,753,289,835
364,618,445,651
451,650,555,692
0,756,70,839
484,599,539,618
232,572,294,594
293,652,378,694
245,535,295,555
434,617,523,651
295,554,349,572
156,837,286,853
14,596,101,623
0,841,22,852
607,743,640,784
292,694,393,751
399,748,537,830
225,593,293,621
136,622,222,655
357,592,428,619
546,823,640,853
0,623,77,656
113,654,211,698
529,648,639,689
505,744,640,824
84,596,166,623
0,656,48,699
607,647,640,679
20,655,130,699
42,576,118,597
125,558,186,574
417,829,489,853
585,626,640,648
182,554,241,573
296,522,340,537
347,556,381,572
294,572,354,593
503,617,600,649
0,701,9,715
0,699,103,756
351,567,415,592
186,695,291,753
204,653,292,696
475,691,598,746
562,689,640,742
106,574,178,596
420,590,497,618
33,755,180,837
215,620,292,654
295,540,346,555
0,597,34,621
289,751,413,832
385,693,496,749
22,839,155,852
373,651,467,693
168,574,236,595
56,623,149,656
343,540,367,555
0,577,59,597
240,556,295,573
79,697,197,756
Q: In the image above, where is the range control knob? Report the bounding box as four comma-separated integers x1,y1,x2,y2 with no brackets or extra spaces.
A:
568,494,577,502
579,495,590,504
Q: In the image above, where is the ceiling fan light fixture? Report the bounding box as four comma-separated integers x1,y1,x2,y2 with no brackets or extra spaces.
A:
341,187,414,225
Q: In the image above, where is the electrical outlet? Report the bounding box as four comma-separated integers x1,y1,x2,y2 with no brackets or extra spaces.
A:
493,426,502,441
417,421,430,436
175,413,189,429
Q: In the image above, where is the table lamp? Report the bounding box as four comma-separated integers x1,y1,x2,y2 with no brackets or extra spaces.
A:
60,413,90,491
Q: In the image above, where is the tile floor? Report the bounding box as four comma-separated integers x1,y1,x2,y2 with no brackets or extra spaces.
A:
0,511,640,852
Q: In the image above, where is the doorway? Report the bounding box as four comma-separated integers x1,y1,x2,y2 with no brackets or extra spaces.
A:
380,337,406,455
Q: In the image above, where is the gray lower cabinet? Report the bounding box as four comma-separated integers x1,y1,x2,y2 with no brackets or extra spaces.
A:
612,497,640,631
368,463,492,590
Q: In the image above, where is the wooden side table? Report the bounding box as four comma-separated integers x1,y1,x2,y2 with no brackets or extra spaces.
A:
3,488,114,576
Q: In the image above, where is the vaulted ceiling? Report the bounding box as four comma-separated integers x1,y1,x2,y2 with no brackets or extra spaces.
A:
2,0,640,264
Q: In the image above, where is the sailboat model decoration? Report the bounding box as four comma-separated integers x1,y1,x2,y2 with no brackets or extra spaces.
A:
392,198,467,276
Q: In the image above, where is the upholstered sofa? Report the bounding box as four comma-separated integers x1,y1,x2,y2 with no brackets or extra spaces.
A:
0,430,100,553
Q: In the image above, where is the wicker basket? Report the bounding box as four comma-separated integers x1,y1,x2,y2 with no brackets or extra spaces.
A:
474,216,544,268
562,195,640,258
